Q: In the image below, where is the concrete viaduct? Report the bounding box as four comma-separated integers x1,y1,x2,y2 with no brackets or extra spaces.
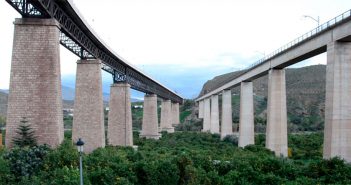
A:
4,0,183,153
196,9,351,162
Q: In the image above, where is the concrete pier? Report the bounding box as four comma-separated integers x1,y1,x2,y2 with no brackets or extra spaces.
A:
210,95,220,134
266,69,288,157
198,100,204,118
203,98,211,132
107,83,133,146
172,102,180,126
6,18,64,148
221,90,233,139
72,59,105,153
238,82,255,147
323,41,351,162
160,100,174,133
140,94,161,139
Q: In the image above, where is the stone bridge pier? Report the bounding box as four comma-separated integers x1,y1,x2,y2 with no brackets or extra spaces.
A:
266,69,288,157
323,41,351,162
202,98,211,132
210,95,220,134
140,94,161,139
72,59,105,153
239,82,255,147
172,102,180,126
6,18,64,148
221,90,233,139
107,82,133,146
160,99,174,133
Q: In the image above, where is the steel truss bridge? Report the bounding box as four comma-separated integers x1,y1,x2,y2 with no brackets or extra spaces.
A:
6,0,183,103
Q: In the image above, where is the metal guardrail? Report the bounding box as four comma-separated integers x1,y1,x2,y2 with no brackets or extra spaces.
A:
197,9,351,100
245,9,351,71
5,0,183,103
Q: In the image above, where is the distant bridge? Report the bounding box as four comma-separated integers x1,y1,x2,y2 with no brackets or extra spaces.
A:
196,9,351,162
6,0,182,103
4,0,182,153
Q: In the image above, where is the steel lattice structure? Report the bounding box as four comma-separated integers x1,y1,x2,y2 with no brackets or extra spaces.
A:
6,0,183,103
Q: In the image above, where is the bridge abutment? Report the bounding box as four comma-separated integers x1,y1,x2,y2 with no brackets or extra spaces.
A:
239,82,255,147
221,90,233,139
210,95,220,134
202,98,211,132
140,94,161,139
6,18,64,148
160,99,174,133
323,41,351,162
72,59,105,153
266,69,288,157
107,83,133,146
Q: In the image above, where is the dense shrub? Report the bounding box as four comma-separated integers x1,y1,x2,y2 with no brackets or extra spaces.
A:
3,145,50,178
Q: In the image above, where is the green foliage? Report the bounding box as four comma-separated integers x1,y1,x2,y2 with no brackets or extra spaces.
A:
180,110,191,123
288,132,323,160
12,117,37,147
1,132,351,184
3,145,50,178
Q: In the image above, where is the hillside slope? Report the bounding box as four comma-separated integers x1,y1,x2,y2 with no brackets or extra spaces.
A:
198,65,326,131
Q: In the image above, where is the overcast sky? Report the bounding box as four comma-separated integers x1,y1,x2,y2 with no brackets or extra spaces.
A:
0,0,350,98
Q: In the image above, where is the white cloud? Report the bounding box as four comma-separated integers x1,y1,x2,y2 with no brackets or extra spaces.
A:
0,0,350,91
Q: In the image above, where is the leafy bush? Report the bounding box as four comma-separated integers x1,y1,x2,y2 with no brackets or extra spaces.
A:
3,145,50,178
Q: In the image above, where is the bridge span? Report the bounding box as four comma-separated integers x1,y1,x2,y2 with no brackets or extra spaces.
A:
4,0,182,153
196,9,351,162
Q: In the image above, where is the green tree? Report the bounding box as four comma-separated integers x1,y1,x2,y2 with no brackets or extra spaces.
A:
12,117,37,147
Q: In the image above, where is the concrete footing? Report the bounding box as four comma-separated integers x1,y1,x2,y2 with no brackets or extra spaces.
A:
203,98,211,132
172,102,180,126
107,83,133,146
238,82,255,147
210,95,220,134
221,90,233,139
266,69,288,157
323,41,351,162
5,18,64,148
72,60,105,153
160,100,174,133
140,94,161,139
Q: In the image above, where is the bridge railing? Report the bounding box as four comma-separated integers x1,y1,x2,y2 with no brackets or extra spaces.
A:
245,9,351,71
197,9,351,100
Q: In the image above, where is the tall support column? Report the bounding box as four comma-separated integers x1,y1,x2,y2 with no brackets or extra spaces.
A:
239,82,255,147
172,102,180,126
107,82,133,146
210,95,220,134
203,98,211,132
160,100,174,133
221,90,233,139
72,60,105,153
140,94,161,139
323,41,351,162
198,100,204,118
266,69,288,157
6,18,63,148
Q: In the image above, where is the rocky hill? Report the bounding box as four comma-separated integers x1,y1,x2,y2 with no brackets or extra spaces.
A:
198,65,326,132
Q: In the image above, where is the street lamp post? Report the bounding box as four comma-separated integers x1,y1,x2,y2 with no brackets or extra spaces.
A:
303,15,320,27
76,138,84,185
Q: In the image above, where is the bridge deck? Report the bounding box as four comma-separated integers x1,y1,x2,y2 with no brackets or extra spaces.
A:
5,0,183,103
196,9,351,102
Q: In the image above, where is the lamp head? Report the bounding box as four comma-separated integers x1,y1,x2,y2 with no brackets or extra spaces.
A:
76,138,84,152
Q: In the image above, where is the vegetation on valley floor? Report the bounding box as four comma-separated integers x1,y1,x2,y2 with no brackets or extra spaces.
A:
1,130,351,185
